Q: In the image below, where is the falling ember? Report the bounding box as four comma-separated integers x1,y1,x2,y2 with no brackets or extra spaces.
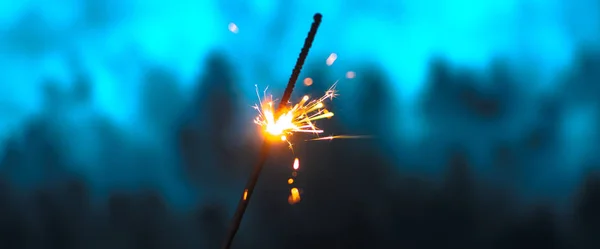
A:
253,82,339,144
228,23,239,33
287,178,294,184
303,77,313,86
346,71,356,79
288,187,301,204
293,158,300,170
243,189,248,200
326,53,337,66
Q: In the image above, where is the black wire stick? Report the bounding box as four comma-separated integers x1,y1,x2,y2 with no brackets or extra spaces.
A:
220,13,323,249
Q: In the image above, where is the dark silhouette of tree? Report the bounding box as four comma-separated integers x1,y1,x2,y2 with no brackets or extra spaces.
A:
498,206,564,249
561,48,600,103
7,112,70,187
574,170,600,249
486,59,522,124
131,191,169,249
0,206,28,249
35,189,74,249
196,203,227,249
423,57,517,130
353,64,399,137
108,193,135,248
491,141,519,177
178,52,242,184
4,39,600,249
140,67,185,135
0,138,25,182
64,178,91,249
516,96,562,195
422,57,457,122
438,148,477,249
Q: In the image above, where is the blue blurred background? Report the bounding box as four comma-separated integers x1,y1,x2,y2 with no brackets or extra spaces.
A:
1,0,600,248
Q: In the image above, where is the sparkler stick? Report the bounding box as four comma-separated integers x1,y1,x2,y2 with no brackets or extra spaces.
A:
221,13,323,249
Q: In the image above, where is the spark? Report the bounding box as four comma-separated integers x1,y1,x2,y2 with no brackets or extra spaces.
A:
307,135,373,141
243,189,248,200
253,81,339,145
252,78,365,207
288,187,301,204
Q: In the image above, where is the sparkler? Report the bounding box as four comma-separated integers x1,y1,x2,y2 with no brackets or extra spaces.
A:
221,13,323,249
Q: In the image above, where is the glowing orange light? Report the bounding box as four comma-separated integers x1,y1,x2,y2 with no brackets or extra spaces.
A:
252,80,362,204
303,77,313,86
243,189,248,200
288,187,301,204
253,82,338,145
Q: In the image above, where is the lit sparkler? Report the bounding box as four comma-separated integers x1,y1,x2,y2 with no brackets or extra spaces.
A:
222,13,323,249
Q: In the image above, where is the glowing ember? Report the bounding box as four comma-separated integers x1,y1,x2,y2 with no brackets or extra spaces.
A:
253,81,339,144
303,77,313,86
287,178,294,184
243,189,248,200
293,158,300,170
288,187,301,204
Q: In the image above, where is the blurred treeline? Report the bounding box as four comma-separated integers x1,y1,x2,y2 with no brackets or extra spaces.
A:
0,45,599,249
